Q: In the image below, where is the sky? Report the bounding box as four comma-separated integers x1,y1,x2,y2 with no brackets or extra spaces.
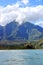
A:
0,0,43,27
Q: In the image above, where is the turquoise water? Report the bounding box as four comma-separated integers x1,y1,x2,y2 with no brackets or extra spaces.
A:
0,50,43,65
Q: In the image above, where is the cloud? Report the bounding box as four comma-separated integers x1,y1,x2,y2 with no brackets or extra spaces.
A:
35,21,43,27
21,0,29,5
0,1,43,27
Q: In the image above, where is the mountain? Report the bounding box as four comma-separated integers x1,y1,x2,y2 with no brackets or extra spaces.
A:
5,21,18,39
0,21,43,41
0,26,4,40
13,22,43,41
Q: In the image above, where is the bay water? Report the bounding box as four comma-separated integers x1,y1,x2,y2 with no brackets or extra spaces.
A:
0,50,43,65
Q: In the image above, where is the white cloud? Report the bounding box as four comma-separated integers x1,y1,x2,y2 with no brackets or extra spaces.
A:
21,0,29,5
35,21,43,27
0,1,43,27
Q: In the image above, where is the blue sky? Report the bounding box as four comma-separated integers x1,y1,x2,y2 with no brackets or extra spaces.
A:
0,0,17,6
30,0,43,6
0,0,43,27
0,0,43,6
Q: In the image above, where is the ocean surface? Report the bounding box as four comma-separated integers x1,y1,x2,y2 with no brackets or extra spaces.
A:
0,50,43,65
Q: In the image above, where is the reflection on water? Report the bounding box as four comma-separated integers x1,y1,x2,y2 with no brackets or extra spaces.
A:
0,50,43,65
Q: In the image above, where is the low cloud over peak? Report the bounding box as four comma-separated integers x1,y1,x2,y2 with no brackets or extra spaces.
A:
0,0,43,27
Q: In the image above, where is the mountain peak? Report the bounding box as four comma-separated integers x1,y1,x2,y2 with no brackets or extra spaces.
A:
0,21,43,41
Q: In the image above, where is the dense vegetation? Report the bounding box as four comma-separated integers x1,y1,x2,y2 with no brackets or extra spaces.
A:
0,39,43,49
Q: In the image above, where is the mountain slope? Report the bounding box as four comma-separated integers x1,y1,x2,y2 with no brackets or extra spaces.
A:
13,22,43,41
0,21,43,41
4,21,18,40
0,26,4,40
